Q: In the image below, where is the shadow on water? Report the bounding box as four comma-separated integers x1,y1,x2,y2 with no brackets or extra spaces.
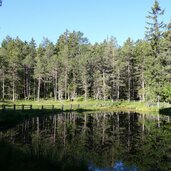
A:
0,111,171,170
0,108,93,131
0,139,88,171
159,107,171,115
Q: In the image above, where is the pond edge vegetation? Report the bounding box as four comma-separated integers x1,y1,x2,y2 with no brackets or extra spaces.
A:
1,99,171,129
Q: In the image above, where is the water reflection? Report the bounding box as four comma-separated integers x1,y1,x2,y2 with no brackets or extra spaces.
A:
0,112,171,170
89,161,138,171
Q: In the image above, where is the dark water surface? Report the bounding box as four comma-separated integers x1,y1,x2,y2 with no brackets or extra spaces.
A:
1,112,171,171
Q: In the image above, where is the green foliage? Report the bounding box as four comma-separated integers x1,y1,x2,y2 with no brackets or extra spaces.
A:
161,83,171,102
76,96,84,101
0,1,171,103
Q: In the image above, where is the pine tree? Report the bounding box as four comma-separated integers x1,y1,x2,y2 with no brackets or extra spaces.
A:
5,38,24,101
160,21,171,102
121,38,135,101
34,46,45,101
146,0,165,57
134,40,151,101
0,47,8,100
145,0,166,101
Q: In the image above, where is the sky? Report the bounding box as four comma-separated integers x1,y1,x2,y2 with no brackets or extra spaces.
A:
0,0,171,46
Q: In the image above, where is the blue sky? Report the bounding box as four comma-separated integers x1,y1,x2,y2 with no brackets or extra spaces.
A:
0,0,171,46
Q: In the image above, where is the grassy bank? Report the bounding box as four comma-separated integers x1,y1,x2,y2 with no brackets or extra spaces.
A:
0,99,170,128
0,99,170,112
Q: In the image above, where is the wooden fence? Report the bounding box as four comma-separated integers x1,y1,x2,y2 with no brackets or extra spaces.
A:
0,104,81,111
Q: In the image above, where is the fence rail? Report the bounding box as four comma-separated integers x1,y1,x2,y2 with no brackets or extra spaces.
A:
0,104,82,111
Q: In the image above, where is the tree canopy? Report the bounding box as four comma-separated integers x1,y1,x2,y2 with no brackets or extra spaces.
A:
0,0,171,102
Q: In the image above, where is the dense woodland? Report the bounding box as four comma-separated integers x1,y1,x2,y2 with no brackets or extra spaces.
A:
0,1,171,102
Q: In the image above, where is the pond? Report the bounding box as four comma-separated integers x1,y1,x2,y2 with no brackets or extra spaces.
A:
0,112,171,171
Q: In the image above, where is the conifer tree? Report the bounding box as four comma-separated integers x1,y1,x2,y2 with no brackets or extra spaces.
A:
145,0,166,100
0,47,7,100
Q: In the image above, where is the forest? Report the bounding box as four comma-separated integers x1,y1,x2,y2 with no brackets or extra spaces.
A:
0,1,171,103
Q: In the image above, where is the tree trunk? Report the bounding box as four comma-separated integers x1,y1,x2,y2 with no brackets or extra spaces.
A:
28,68,31,100
102,70,106,100
24,66,29,100
84,83,88,100
12,72,15,102
142,113,145,132
43,79,46,99
128,65,131,101
2,71,5,101
37,77,41,101
26,68,29,99
33,79,36,101
64,69,68,100
53,71,58,101
53,80,57,101
141,71,145,101
67,87,70,100
73,73,77,99
83,75,88,100
28,76,31,100
117,68,120,100
58,88,62,100
24,67,26,99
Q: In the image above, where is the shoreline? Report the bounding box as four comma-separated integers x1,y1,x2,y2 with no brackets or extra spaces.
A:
0,99,168,113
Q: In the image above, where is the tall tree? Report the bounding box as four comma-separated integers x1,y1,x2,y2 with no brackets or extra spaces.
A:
146,0,165,57
34,46,45,101
121,38,135,101
6,37,24,101
134,40,151,101
145,0,166,100
22,40,36,100
0,47,8,100
159,21,171,102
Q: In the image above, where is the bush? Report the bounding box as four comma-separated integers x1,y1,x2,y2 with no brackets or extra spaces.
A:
76,97,84,102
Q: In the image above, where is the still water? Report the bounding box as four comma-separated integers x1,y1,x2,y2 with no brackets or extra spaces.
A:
1,112,171,171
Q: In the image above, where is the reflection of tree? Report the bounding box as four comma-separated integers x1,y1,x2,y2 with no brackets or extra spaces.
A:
137,124,171,170
36,117,39,136
1,112,171,170
53,115,57,143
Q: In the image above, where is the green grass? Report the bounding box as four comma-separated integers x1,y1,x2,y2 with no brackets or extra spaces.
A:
0,99,170,112
1,99,170,139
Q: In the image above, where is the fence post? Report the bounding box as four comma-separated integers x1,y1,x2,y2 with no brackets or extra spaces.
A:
61,104,64,112
22,104,24,111
41,105,44,110
2,105,5,111
30,105,32,110
52,105,54,110
13,104,16,111
70,104,72,111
